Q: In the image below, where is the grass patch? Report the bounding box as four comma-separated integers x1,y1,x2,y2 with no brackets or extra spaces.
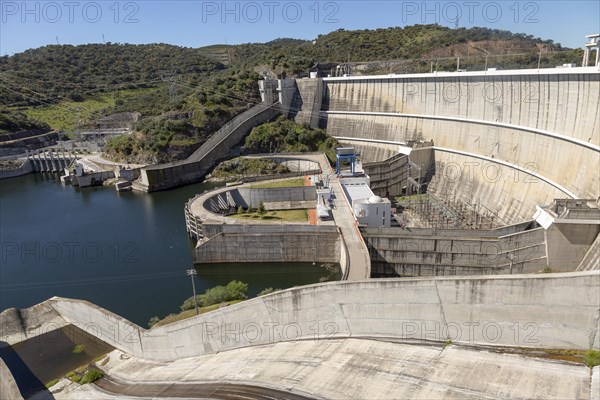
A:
19,88,153,132
72,344,85,354
229,209,309,222
152,300,244,327
248,178,305,188
45,379,60,389
584,350,600,368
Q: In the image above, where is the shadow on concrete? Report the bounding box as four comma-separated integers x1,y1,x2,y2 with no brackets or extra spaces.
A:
0,341,54,399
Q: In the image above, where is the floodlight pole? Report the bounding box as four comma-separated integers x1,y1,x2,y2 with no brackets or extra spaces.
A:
186,269,199,315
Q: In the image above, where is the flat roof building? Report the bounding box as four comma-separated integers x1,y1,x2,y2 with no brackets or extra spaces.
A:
340,175,391,227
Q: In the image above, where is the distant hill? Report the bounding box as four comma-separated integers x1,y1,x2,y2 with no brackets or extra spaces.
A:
0,43,225,107
229,24,575,75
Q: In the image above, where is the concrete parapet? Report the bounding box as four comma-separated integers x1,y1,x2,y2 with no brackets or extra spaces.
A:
2,272,597,362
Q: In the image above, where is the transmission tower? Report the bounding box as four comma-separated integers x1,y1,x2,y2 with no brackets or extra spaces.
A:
161,72,179,103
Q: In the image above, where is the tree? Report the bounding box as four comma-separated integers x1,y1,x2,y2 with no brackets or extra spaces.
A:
204,285,228,305
225,280,248,301
258,201,266,215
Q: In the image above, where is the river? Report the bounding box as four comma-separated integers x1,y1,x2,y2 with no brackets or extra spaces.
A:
0,173,339,327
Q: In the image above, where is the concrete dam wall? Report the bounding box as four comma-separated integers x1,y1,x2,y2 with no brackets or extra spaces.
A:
1,272,597,363
291,68,600,223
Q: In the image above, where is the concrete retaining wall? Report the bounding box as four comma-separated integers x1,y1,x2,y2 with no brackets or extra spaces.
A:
0,159,32,179
194,225,340,264
235,186,316,208
138,104,280,192
7,271,596,362
363,225,547,277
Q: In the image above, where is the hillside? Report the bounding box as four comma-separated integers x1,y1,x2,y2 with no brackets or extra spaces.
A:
230,25,576,75
0,43,225,107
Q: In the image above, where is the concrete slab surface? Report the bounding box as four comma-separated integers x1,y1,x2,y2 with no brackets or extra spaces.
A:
54,338,591,400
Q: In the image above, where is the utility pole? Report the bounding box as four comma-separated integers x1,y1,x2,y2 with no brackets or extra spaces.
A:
186,268,199,315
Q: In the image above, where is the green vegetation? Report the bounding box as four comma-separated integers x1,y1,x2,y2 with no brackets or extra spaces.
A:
584,350,600,368
66,372,81,383
231,209,309,222
149,300,244,327
72,344,85,354
212,157,290,179
180,280,249,311
0,43,223,107
0,109,49,134
248,178,305,189
243,117,339,164
80,369,104,384
103,70,260,163
257,287,282,296
231,25,571,74
45,379,60,389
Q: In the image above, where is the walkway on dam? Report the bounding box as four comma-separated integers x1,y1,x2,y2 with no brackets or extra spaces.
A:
53,340,593,400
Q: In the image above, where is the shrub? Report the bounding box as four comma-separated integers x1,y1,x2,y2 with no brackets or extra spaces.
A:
584,350,600,368
148,316,160,328
180,281,248,310
80,369,104,384
225,280,248,301
72,344,85,354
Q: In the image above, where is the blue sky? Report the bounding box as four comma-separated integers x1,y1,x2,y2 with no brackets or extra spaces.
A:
1,1,599,55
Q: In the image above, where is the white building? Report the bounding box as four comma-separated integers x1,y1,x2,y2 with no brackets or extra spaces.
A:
340,175,391,227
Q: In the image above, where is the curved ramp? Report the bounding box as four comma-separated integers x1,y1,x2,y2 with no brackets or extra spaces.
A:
136,103,281,192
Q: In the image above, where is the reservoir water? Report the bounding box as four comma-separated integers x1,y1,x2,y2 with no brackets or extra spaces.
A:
0,173,340,326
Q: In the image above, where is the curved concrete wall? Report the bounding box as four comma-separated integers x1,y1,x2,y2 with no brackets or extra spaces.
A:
311,69,600,222
3,272,597,362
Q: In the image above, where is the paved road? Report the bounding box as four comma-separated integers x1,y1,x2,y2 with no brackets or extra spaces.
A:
328,174,371,280
95,375,319,400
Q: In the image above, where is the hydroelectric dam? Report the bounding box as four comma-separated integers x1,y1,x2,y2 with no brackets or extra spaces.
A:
2,65,599,400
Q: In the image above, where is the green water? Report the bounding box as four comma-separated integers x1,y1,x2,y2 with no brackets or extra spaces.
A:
0,173,339,327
